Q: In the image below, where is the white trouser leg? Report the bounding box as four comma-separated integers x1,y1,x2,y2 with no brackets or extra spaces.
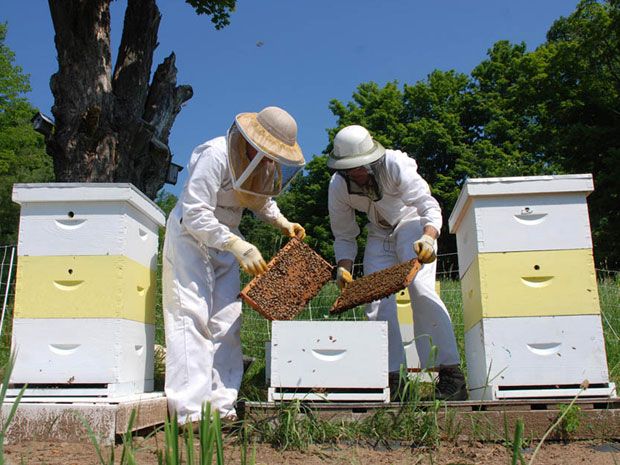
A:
363,228,406,373
207,251,243,418
395,221,460,368
162,214,242,423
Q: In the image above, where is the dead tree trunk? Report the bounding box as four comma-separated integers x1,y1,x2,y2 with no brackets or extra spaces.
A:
46,0,192,199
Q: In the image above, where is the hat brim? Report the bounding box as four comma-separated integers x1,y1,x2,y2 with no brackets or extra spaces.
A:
235,113,305,166
327,141,385,170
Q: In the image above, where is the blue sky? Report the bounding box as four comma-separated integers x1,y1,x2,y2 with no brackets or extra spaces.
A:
2,0,578,196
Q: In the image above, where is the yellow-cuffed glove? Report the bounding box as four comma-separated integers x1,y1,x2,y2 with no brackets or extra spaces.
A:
413,234,437,264
336,266,353,290
273,215,306,240
224,235,268,276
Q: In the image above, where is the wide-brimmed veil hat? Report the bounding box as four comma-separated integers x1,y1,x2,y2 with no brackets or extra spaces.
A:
234,106,305,166
227,106,305,198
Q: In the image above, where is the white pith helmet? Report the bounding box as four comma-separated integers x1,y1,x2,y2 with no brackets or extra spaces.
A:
327,125,385,170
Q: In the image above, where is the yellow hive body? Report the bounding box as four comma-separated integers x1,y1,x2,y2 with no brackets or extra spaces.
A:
461,249,600,331
14,255,156,324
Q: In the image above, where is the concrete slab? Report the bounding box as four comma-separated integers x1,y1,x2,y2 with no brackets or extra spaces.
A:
2,392,167,445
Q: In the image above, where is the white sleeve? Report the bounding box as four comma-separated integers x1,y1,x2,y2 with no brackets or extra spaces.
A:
180,146,233,250
252,198,283,224
392,152,443,234
328,174,359,263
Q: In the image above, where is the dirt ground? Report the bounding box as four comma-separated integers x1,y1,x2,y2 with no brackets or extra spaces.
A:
4,435,620,465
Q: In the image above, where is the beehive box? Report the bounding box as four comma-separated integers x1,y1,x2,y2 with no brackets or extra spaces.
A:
448,174,594,278
465,315,615,400
10,318,154,396
268,320,389,402
240,238,333,320
460,248,600,331
330,259,421,315
449,174,613,400
10,183,165,397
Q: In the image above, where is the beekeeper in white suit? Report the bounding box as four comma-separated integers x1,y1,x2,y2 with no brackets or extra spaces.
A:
163,106,306,425
327,125,467,401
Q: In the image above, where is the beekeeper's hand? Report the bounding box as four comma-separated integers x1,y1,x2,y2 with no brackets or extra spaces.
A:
413,234,437,264
336,267,353,290
273,215,306,240
224,235,268,276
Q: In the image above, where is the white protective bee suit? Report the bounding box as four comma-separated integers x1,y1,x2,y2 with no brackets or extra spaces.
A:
163,104,308,423
328,149,461,372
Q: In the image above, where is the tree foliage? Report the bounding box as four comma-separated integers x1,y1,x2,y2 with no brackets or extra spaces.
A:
0,24,54,244
293,0,620,268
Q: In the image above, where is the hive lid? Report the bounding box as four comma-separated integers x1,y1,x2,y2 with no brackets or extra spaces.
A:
448,174,594,234
12,183,165,226
330,259,421,315
239,238,334,321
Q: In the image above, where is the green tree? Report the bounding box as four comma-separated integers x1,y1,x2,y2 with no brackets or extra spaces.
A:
535,0,620,267
0,23,54,244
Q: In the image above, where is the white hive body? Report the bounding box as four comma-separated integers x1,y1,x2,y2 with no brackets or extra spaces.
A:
449,174,615,400
465,315,613,400
9,183,165,397
268,321,389,402
449,174,594,278
10,319,154,396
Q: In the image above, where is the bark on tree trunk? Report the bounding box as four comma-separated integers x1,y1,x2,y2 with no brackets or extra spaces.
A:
46,0,192,199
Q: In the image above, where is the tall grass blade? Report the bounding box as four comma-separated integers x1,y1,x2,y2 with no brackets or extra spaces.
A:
200,402,215,465
511,418,526,465
213,411,225,465
120,408,138,465
0,353,26,465
164,412,180,465
77,412,114,465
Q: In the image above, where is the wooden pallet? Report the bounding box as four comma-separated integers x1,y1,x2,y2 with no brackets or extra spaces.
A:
240,238,333,320
330,259,421,314
242,397,620,441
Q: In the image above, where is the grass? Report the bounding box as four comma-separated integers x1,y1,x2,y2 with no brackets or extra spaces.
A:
0,260,618,461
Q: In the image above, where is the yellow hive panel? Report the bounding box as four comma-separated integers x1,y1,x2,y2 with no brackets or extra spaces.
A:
14,255,156,323
396,282,441,325
461,249,600,331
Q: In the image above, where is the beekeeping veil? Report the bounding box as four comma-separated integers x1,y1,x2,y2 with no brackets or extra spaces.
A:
227,106,305,199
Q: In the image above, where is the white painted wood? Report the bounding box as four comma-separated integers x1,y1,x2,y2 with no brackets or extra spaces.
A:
15,200,160,270
492,384,616,400
4,392,164,404
12,183,165,227
268,387,390,403
10,318,154,396
271,321,388,390
6,381,154,398
451,192,593,277
464,315,612,401
449,174,593,232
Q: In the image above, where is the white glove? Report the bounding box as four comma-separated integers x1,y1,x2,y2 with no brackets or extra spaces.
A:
224,236,268,276
413,234,437,264
272,215,306,240
336,266,353,290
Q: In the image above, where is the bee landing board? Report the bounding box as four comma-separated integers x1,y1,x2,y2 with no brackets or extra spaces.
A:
330,259,421,315
239,238,333,320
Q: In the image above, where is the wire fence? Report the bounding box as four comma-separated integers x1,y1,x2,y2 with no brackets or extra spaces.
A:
0,244,618,381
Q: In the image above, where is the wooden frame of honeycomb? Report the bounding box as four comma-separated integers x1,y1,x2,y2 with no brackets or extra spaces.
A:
239,238,334,320
330,259,421,315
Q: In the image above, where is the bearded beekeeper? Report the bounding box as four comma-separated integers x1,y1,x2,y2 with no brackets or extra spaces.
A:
163,106,306,423
327,125,467,401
